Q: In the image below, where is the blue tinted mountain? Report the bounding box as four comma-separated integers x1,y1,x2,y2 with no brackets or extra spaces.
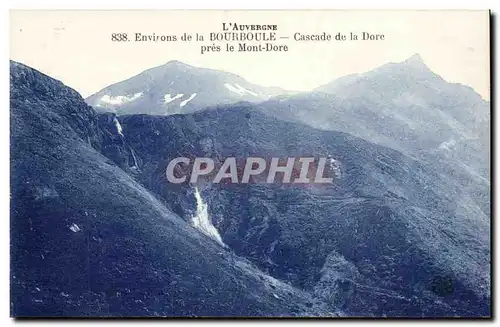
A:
113,103,489,317
11,58,490,318
260,54,490,223
10,61,335,317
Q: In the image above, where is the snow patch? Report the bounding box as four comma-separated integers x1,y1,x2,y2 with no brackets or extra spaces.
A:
191,187,226,247
235,84,259,97
224,83,243,95
164,93,184,104
439,139,456,150
101,92,143,105
180,93,197,107
224,83,259,97
69,223,81,233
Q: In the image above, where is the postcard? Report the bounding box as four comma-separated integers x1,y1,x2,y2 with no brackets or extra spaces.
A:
9,10,491,318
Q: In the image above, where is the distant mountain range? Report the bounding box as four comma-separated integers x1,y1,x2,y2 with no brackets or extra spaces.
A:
85,55,489,178
85,60,288,115
11,56,490,317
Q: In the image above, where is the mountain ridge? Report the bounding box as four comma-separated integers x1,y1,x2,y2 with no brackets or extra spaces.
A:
85,60,290,116
10,59,491,317
10,60,337,317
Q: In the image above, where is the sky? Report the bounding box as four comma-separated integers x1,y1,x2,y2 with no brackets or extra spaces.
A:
10,10,490,99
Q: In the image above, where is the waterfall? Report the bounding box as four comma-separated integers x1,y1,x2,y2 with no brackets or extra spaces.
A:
129,147,139,169
113,117,124,137
191,187,226,247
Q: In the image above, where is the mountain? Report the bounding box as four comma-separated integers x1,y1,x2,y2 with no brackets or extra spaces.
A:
316,54,489,148
85,60,287,115
260,54,490,219
10,61,336,317
113,104,489,317
264,54,489,162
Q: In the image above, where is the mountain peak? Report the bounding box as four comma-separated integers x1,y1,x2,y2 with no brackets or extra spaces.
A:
402,53,429,69
85,59,287,116
164,60,192,68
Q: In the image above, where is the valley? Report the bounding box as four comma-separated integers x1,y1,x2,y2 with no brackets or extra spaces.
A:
10,55,491,317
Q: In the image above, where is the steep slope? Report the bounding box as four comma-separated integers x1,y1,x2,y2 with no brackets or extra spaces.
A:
115,104,490,317
10,61,336,317
85,61,287,115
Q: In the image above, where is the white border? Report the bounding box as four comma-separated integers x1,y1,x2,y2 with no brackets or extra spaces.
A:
1,1,497,326
4,0,500,9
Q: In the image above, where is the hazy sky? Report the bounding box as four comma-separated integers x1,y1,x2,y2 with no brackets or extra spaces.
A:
10,10,490,99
